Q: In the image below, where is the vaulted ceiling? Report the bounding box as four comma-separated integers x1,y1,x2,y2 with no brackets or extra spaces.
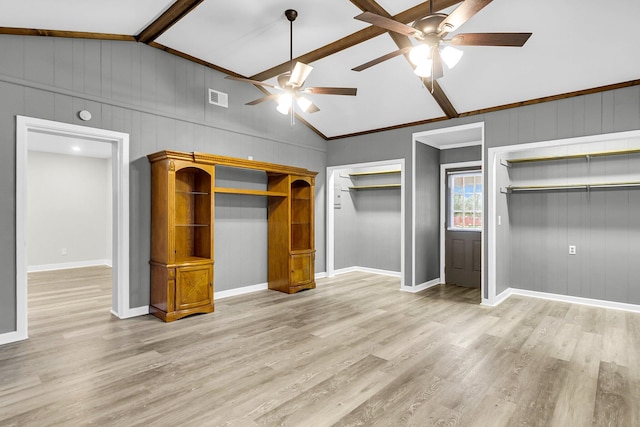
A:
2,0,640,139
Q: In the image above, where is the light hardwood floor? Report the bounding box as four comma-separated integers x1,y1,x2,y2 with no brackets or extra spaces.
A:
1,267,639,426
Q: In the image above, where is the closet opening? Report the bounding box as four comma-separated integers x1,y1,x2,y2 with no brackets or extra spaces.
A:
326,159,405,288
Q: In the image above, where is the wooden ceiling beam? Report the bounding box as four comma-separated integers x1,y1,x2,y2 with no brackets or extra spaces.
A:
136,0,205,44
423,79,458,118
0,27,135,41
250,0,462,82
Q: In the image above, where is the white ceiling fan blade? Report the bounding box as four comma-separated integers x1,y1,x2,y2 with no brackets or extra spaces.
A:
288,62,313,88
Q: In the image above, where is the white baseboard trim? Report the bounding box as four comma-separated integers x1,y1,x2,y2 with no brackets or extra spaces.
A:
488,287,640,313
0,330,28,346
28,259,111,272
215,282,269,299
401,277,441,293
481,288,514,307
111,306,149,319
333,266,401,278
315,272,328,280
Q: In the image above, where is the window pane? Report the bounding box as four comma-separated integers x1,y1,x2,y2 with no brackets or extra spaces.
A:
448,171,482,230
453,212,463,227
453,193,464,210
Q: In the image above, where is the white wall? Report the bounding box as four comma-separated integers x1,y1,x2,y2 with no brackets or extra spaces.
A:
27,151,111,270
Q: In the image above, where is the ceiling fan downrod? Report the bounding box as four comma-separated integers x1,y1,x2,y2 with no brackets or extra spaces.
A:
285,9,298,126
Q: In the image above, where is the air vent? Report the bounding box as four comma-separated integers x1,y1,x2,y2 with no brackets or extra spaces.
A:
208,89,228,108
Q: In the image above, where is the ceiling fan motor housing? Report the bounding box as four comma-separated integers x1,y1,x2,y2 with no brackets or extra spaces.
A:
412,13,447,41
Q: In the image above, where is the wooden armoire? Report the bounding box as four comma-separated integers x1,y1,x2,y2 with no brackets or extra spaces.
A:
148,150,317,322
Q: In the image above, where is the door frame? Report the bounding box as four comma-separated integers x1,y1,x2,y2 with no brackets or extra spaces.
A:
440,161,482,284
326,159,405,287
13,115,131,344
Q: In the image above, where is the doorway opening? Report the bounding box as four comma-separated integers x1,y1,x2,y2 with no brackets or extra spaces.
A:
14,116,130,343
413,121,485,300
326,159,405,288
443,166,482,288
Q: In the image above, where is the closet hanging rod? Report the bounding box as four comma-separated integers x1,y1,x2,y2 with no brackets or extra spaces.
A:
501,180,640,193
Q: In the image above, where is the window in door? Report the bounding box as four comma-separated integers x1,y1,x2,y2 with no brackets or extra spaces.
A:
449,171,482,230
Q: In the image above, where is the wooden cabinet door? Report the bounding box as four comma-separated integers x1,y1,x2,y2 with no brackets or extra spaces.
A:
290,253,313,286
175,264,213,311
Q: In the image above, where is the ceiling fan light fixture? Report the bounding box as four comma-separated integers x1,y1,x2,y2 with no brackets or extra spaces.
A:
440,46,463,69
409,44,431,66
296,96,312,113
414,61,433,78
277,93,292,114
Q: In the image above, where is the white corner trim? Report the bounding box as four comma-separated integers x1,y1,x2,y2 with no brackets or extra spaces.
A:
215,283,269,299
0,330,28,346
112,305,150,319
401,277,441,293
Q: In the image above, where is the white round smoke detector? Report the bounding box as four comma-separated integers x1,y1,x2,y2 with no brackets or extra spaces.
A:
78,110,92,121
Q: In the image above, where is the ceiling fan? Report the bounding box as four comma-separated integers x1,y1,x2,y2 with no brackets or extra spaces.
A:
352,0,532,80
226,9,357,121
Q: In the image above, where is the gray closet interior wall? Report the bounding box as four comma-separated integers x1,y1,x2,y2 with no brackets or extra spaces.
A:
0,35,326,333
334,169,401,272
499,139,640,304
333,172,359,270
414,142,440,285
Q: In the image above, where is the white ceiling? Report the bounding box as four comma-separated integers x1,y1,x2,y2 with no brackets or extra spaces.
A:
28,131,112,159
3,0,640,139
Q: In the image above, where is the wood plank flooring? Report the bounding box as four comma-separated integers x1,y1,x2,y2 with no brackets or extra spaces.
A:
1,267,639,426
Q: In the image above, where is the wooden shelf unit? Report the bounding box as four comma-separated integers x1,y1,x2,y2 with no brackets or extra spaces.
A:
148,151,317,321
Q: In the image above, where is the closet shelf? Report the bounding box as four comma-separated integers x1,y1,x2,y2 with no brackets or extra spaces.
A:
503,147,640,166
501,181,640,193
349,184,402,190
214,187,287,197
349,170,401,176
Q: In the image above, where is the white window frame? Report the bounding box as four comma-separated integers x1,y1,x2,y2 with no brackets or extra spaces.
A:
448,170,482,231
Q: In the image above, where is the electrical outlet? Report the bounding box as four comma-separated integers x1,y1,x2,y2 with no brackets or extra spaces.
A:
569,245,576,255
61,247,67,256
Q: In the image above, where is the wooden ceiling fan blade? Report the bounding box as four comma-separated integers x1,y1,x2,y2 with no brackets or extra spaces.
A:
352,46,412,72
449,32,532,47
438,0,493,34
289,62,313,88
225,75,276,88
245,94,280,106
305,87,357,96
354,11,419,37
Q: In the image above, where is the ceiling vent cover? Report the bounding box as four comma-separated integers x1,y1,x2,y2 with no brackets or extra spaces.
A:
208,89,228,108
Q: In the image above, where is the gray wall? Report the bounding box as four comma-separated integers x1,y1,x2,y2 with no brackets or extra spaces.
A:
27,151,111,269
414,142,440,285
440,145,482,164
0,35,326,334
329,86,640,297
